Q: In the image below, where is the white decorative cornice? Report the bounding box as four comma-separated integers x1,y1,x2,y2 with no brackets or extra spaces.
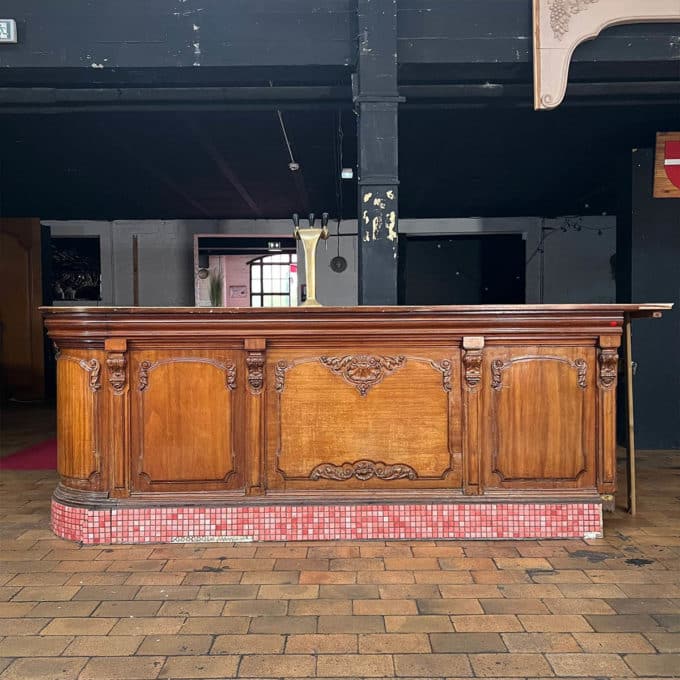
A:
534,0,680,110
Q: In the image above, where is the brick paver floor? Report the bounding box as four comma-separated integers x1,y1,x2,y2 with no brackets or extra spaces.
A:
0,450,679,679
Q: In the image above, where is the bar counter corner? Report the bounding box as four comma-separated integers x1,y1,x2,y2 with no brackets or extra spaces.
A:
42,303,671,544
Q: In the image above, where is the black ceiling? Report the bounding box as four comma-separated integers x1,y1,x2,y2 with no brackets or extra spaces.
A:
1,102,678,221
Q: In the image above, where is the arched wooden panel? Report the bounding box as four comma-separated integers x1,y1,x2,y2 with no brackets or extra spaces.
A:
130,351,242,492
482,347,596,489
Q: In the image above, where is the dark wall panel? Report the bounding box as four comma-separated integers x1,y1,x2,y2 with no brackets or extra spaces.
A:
630,148,680,450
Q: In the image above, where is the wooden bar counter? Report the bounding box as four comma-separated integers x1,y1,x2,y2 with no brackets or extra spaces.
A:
43,304,670,543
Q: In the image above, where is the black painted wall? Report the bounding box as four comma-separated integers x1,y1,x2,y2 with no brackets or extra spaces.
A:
629,149,680,450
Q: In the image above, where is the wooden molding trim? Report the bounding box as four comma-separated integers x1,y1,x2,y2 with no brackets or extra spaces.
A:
533,0,680,110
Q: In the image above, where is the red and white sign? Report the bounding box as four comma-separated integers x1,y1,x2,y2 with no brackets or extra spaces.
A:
654,133,680,199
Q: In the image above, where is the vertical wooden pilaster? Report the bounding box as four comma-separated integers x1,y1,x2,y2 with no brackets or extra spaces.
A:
462,336,484,495
104,338,130,498
356,0,402,305
597,335,620,499
244,338,266,495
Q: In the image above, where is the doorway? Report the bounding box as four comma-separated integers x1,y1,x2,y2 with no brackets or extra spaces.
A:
398,234,526,305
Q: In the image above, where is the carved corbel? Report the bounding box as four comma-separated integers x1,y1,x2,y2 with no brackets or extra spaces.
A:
598,347,619,390
105,339,128,395
462,336,485,391
245,340,266,395
533,0,680,110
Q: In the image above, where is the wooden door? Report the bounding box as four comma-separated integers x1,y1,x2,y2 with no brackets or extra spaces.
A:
0,219,44,400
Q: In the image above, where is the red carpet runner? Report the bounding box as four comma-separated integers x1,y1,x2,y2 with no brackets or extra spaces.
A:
0,439,57,470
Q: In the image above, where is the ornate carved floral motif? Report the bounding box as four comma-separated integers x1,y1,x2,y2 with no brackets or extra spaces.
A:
107,353,127,394
138,359,237,392
430,359,452,392
491,359,506,390
319,354,406,396
463,350,483,390
549,0,599,40
274,360,291,393
598,348,618,390
246,352,265,394
310,460,417,482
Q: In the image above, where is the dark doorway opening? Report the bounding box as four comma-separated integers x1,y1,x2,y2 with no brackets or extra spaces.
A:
398,234,525,305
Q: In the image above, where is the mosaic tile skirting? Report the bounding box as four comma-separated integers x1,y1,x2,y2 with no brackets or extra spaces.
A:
52,499,603,544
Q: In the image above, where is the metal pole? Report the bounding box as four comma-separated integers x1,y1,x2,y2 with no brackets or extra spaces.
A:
625,312,636,515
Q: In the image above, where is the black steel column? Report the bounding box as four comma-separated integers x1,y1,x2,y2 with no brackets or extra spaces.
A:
355,0,401,305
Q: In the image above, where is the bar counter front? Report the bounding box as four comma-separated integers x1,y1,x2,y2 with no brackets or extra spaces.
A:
43,304,669,544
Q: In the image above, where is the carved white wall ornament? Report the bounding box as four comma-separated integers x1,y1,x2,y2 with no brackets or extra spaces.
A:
534,0,680,110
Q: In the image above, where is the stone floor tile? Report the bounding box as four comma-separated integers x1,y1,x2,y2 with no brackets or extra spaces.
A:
0,635,72,656
0,657,87,680
529,569,592,583
249,615,317,634
317,653,394,677
41,617,118,635
393,652,472,677
289,599,352,615
274,558,328,571
573,632,656,653
222,599,287,617
213,633,285,654
624,652,680,676
440,584,503,598
499,583,563,599
6,573,68,586
472,570,533,584
331,558,385,571
586,568,660,584
519,614,593,632
410,545,464,558
385,614,453,632
608,597,680,614
253,545,308,558
179,617,250,635
286,633,357,654
179,571,244,585
240,570,299,584
136,634,212,655
299,570,357,584
0,618,50,635
430,632,506,653
359,632,430,653
645,631,680,652
544,597,616,614
11,585,80,601
384,558,439,571
133,585,200,600
320,584,380,599
124,573,187,586
358,571,416,584
239,653,316,677
546,652,632,677
26,601,97,617
110,617,185,636
417,598,483,615
63,635,143,656
78,656,165,679
494,557,553,570
619,583,680,598
65,573,130,586
413,570,472,584
440,557,495,570
379,586,444,601
258,584,318,599
308,546,360,559
317,614,385,633
72,585,140,600
501,632,581,653
557,583,627,598
586,614,663,632
353,599,417,615
452,614,523,632
93,600,162,617
480,598,549,614
470,652,554,677
197,584,259,600
159,655,238,679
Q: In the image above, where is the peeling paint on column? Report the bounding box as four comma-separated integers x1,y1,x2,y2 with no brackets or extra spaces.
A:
361,188,398,243
386,210,397,241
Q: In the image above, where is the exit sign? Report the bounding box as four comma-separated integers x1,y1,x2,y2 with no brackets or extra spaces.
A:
0,19,17,43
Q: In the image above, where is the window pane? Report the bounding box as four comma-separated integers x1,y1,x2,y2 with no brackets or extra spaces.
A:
251,295,262,307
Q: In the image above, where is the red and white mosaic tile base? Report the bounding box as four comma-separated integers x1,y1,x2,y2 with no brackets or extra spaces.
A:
52,500,602,544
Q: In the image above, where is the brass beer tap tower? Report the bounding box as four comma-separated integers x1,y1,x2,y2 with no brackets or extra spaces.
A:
293,212,329,306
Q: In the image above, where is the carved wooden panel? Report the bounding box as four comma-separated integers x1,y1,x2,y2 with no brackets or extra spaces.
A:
56,351,104,489
130,350,242,492
265,347,462,490
482,346,596,489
